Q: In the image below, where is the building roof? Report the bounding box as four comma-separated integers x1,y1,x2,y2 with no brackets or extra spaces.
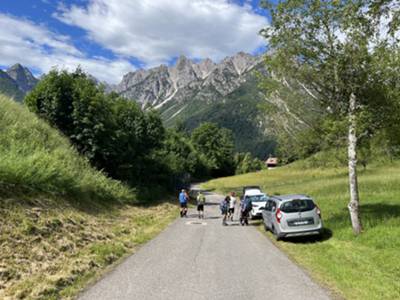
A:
266,157,278,164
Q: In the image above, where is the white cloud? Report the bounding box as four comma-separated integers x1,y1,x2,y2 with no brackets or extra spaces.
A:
0,13,135,83
55,0,269,66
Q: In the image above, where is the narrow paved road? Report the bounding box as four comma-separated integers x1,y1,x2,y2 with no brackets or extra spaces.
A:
79,188,331,300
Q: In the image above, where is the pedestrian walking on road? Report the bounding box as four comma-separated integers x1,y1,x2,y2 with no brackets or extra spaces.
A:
179,189,189,217
196,192,206,219
228,192,236,221
240,196,252,226
220,196,230,226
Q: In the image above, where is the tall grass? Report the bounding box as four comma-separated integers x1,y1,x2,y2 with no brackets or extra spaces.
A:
0,95,134,203
203,161,400,299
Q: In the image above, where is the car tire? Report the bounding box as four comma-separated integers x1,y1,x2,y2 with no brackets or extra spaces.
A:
263,222,268,231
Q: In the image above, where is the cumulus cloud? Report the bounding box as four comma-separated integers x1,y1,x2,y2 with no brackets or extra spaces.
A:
55,0,269,66
0,13,135,83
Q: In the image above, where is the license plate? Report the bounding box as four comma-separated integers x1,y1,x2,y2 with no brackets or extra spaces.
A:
288,218,314,226
294,221,309,225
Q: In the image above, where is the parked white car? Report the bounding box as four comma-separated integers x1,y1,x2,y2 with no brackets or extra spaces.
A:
243,189,269,219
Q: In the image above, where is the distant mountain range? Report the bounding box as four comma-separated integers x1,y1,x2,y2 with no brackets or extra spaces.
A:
0,54,278,158
115,52,275,158
0,64,38,101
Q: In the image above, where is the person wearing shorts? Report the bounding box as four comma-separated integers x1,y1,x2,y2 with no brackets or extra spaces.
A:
228,192,236,221
196,192,206,219
179,189,188,217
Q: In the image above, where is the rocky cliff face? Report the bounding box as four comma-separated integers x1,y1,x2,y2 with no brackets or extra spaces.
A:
0,64,38,101
6,63,38,94
115,52,263,110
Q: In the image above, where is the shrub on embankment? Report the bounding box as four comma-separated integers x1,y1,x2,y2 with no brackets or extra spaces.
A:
0,94,135,203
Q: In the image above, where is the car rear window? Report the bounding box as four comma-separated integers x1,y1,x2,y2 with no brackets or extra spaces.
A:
247,195,268,202
280,199,315,213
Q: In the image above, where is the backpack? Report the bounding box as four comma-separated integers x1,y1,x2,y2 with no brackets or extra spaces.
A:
220,199,228,213
242,198,253,212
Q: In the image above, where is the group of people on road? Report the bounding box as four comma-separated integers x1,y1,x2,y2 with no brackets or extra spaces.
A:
220,192,237,225
220,192,252,226
178,189,252,225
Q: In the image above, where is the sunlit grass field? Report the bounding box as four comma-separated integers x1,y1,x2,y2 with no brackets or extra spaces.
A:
203,162,400,299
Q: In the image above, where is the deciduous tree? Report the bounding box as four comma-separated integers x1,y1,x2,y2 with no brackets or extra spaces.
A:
261,0,400,234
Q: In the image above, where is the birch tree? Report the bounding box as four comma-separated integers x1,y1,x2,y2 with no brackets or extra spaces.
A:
261,0,400,234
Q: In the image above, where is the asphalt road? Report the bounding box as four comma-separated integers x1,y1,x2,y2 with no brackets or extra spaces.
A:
79,189,331,300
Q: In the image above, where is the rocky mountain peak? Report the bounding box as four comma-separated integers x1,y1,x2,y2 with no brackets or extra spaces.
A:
169,55,198,88
175,55,192,69
115,52,262,109
193,58,216,79
222,52,259,75
6,63,38,93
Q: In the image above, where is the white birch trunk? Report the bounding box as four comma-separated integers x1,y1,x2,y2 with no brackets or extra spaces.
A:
348,93,362,235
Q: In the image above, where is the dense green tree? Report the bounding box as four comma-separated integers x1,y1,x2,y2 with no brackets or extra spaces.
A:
261,0,400,234
25,69,75,134
191,123,235,176
25,69,165,186
234,152,264,175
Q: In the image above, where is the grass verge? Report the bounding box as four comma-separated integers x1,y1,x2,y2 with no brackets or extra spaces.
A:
0,95,178,299
0,195,177,299
202,161,400,300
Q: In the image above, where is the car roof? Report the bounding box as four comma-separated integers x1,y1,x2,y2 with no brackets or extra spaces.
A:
270,194,311,201
245,190,264,196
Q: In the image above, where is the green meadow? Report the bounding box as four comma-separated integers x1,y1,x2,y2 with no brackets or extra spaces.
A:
203,161,400,299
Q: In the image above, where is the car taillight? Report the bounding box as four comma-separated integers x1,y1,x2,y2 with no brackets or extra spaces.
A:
275,208,282,223
316,206,321,218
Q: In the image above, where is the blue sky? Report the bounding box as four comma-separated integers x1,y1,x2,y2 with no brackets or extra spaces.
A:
0,0,270,83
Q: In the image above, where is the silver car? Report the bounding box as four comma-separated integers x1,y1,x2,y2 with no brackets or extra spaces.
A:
261,194,322,240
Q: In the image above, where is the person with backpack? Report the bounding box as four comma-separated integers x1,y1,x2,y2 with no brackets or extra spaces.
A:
196,191,206,219
220,195,230,226
240,196,253,226
179,189,189,217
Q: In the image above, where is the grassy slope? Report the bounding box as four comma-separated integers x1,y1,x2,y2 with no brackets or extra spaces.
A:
203,161,400,300
0,95,177,299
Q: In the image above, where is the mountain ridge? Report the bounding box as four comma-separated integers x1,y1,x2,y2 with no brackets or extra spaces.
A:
113,52,274,158
115,52,263,109
1,54,278,158
0,64,38,101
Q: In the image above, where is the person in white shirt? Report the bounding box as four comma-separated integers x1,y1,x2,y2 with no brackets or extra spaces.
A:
228,192,236,221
